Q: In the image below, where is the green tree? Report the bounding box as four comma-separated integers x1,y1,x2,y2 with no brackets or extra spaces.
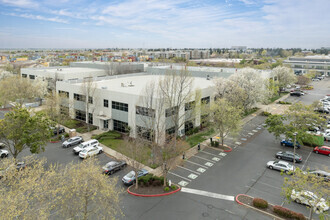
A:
265,102,325,144
210,99,242,146
0,107,52,159
282,167,329,220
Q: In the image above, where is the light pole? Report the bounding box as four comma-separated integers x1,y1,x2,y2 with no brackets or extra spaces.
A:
293,132,297,172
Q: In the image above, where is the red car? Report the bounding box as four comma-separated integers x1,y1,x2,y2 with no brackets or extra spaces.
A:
313,146,330,156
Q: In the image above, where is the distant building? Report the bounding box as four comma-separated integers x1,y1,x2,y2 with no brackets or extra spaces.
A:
231,46,247,51
283,56,330,76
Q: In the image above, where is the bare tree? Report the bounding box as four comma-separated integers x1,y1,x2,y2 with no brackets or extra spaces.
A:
272,66,296,94
104,62,116,76
81,77,98,132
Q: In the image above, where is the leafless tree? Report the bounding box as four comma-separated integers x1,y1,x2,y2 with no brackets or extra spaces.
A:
81,77,98,132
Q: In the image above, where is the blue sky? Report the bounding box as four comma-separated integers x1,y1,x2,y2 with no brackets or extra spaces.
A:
0,0,329,48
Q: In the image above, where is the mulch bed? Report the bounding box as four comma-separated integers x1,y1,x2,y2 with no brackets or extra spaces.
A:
209,144,232,152
129,185,177,195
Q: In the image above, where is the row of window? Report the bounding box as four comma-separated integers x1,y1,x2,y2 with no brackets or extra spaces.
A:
59,90,69,98
112,101,128,112
74,93,86,102
136,106,155,117
113,119,128,133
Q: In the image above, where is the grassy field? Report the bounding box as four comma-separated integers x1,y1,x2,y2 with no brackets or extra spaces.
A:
62,119,97,133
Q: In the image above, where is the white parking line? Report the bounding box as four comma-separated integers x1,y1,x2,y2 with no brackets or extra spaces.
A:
251,179,282,190
185,160,208,168
168,171,191,182
181,187,234,201
302,150,312,170
200,150,219,157
193,155,214,163
177,165,201,175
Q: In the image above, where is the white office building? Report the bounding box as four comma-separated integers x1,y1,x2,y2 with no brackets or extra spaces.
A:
56,72,215,143
283,56,330,76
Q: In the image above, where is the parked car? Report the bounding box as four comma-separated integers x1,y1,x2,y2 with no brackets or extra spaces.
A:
62,136,84,148
266,160,295,173
275,151,302,163
0,149,9,158
102,160,127,175
51,126,65,135
315,108,330,114
73,139,99,154
322,132,330,141
0,143,6,149
291,190,329,213
122,169,149,185
313,146,330,156
312,78,320,81
280,139,300,148
290,91,304,96
79,145,103,159
305,170,330,182
0,161,28,179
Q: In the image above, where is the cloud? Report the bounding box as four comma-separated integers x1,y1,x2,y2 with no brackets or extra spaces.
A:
0,0,38,8
5,12,69,23
238,0,255,5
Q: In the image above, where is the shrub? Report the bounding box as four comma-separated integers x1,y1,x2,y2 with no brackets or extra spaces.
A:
164,186,170,192
193,127,199,134
214,141,219,147
292,212,306,220
273,205,293,218
64,133,69,138
262,111,272,117
252,198,268,209
278,101,291,105
171,185,177,190
210,141,214,146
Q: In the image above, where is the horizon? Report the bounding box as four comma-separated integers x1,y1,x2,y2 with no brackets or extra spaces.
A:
0,0,329,49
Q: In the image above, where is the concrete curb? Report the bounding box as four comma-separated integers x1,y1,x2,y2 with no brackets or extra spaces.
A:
127,184,181,197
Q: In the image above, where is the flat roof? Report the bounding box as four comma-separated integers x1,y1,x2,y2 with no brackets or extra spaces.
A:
31,67,104,74
76,74,214,96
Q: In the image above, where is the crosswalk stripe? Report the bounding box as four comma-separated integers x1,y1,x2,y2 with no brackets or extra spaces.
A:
181,187,234,201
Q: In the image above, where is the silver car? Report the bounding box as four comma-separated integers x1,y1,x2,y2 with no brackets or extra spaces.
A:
62,136,83,148
267,160,295,173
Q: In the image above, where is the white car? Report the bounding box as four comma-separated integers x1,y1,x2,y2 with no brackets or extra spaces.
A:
0,149,9,158
73,139,99,154
291,190,329,213
312,78,320,81
79,145,103,159
322,132,330,141
266,160,295,173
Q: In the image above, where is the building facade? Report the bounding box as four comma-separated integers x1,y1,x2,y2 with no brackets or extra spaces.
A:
283,56,330,76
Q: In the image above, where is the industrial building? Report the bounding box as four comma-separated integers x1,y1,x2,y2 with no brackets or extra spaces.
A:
283,55,330,76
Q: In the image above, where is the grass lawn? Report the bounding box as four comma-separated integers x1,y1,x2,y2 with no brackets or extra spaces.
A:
93,131,155,166
62,119,97,133
186,128,215,147
243,107,260,117
267,92,289,104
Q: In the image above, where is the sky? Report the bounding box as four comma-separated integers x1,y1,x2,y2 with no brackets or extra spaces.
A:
0,0,329,49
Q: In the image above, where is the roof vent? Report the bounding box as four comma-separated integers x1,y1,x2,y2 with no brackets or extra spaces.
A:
101,86,107,89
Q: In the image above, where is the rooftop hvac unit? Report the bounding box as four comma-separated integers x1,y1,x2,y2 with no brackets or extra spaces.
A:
101,86,107,89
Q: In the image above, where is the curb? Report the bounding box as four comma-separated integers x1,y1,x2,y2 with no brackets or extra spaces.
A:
223,146,232,152
127,184,181,197
235,194,285,220
49,140,60,143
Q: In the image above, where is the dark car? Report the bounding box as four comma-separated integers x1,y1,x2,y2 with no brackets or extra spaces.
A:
290,91,304,97
62,136,83,148
122,169,149,185
280,139,300,148
315,108,330,114
51,127,65,135
276,151,303,163
102,160,127,175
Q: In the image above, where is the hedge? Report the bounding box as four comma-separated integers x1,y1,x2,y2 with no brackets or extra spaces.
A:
273,205,306,220
252,198,268,209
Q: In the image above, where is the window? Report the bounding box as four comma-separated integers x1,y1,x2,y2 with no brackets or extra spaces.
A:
88,113,93,124
113,120,128,133
185,120,194,134
185,101,195,111
88,96,93,104
60,106,69,116
59,90,69,98
104,99,109,107
166,127,175,135
112,101,128,112
75,110,86,121
29,75,35,80
74,93,86,102
165,106,178,117
201,96,210,104
22,74,27,78
104,120,109,129
136,106,155,117
136,126,154,141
